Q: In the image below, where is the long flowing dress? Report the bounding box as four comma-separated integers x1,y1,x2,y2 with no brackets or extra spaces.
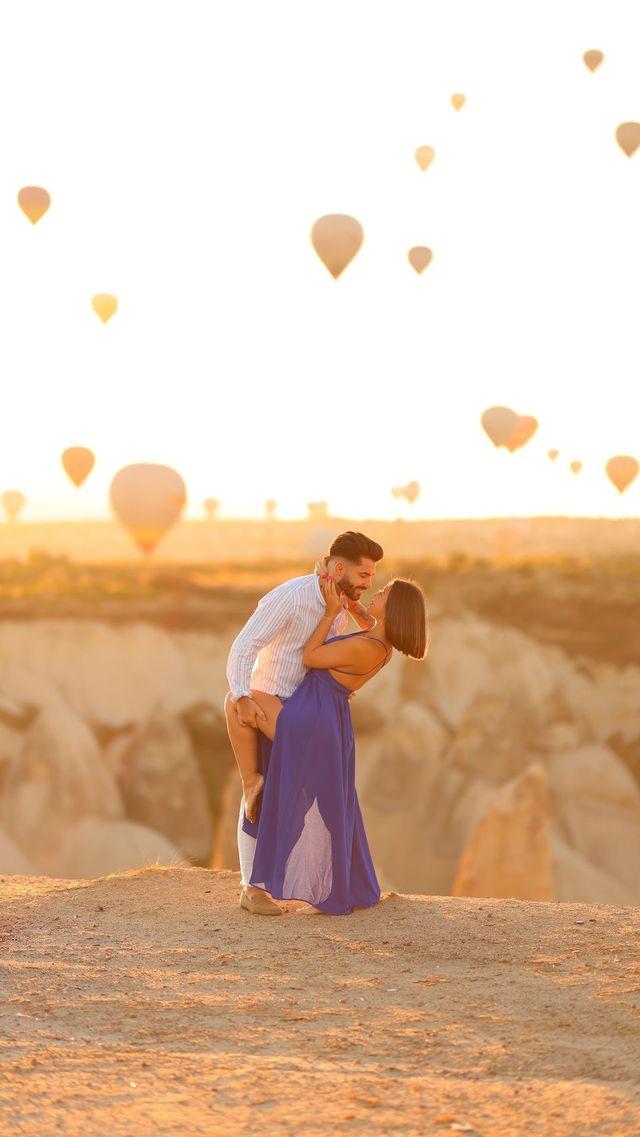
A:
241,632,388,915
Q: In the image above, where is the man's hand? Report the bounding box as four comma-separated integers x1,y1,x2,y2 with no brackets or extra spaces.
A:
235,696,267,728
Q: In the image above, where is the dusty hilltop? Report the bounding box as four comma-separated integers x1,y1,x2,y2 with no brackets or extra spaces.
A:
0,866,639,1137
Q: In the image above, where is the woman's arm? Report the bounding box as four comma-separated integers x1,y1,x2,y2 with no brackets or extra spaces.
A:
302,580,377,671
343,594,376,631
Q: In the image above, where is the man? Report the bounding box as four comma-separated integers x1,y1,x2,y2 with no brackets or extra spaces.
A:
225,530,384,915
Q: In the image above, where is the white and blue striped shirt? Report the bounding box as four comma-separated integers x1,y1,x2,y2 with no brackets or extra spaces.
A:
226,574,349,700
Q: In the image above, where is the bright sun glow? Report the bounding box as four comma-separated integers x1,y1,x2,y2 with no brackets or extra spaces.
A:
1,0,639,522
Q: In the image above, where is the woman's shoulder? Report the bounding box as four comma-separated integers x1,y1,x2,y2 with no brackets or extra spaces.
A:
336,632,388,657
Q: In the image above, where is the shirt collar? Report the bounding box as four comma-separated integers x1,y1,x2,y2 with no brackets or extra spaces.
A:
311,573,325,605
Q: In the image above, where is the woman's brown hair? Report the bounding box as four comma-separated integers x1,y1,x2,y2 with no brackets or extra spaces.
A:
384,578,429,659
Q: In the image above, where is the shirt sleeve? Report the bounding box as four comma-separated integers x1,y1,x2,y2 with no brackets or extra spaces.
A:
226,586,296,700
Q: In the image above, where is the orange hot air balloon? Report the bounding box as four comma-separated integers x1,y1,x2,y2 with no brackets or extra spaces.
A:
583,50,604,72
481,406,520,448
62,446,95,487
451,93,466,111
414,146,435,171
109,464,187,554
203,498,219,520
17,186,50,224
605,455,639,494
505,415,538,453
615,123,640,157
92,294,118,323
408,247,433,274
2,490,26,521
547,449,560,461
311,215,363,279
570,460,583,475
265,499,277,520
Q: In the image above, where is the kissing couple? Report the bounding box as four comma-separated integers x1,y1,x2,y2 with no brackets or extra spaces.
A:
224,530,429,917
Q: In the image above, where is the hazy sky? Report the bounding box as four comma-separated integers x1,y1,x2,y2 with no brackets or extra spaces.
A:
1,0,639,522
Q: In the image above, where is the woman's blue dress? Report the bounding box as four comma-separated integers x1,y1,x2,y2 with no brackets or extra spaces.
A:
241,633,386,915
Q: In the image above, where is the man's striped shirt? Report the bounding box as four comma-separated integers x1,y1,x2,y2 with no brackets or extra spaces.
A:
226,574,349,700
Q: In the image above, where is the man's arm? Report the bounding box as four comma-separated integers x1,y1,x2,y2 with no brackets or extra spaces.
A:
226,587,295,700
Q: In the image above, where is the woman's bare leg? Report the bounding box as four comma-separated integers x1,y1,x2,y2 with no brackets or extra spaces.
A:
224,690,284,826
224,693,263,823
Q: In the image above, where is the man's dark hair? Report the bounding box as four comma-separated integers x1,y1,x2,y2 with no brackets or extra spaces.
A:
328,531,383,564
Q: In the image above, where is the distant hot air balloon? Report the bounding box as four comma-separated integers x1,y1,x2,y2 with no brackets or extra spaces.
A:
616,123,640,157
2,490,26,522
265,499,277,520
408,247,433,274
481,406,520,449
62,446,95,487
547,449,560,462
605,456,639,494
583,50,604,72
570,461,583,475
505,415,538,453
109,464,187,554
451,93,466,111
17,186,50,224
414,146,435,171
92,294,118,323
391,482,420,504
203,498,219,520
311,215,363,279
307,501,329,521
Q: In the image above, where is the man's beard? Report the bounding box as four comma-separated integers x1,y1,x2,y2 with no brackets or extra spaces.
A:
336,574,362,602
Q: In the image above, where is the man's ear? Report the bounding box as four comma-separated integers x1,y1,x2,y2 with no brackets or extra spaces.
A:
332,559,345,578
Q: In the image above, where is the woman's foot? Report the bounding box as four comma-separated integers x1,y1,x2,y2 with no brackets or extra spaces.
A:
243,774,264,824
294,903,326,915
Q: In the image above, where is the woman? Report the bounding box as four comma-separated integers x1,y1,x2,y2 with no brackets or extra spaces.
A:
240,576,429,916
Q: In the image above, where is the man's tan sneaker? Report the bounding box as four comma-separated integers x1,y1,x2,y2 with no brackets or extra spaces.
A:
239,887,283,915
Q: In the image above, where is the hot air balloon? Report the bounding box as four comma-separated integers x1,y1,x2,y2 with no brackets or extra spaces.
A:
265,499,277,520
481,406,520,448
616,123,640,158
414,146,435,171
547,449,560,462
583,50,604,72
311,215,363,279
451,93,466,111
391,482,420,504
17,187,50,224
2,490,26,522
605,456,639,494
203,498,219,520
109,464,187,554
570,461,583,475
92,294,118,323
505,415,538,453
62,447,95,487
408,247,433,274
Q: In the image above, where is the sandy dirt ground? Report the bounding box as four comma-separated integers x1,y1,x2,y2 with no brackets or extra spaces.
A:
0,866,638,1137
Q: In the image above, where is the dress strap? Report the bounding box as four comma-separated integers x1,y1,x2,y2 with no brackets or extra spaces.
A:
330,635,391,677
